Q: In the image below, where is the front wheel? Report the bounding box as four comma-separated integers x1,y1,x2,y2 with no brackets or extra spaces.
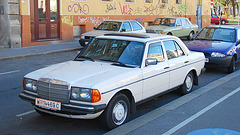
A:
227,57,236,74
187,31,194,40
221,20,226,25
179,72,194,95
101,93,130,130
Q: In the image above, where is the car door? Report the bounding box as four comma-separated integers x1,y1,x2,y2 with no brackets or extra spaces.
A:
182,18,191,37
211,14,219,23
237,29,240,61
130,21,145,33
162,40,189,88
173,18,184,37
120,22,132,33
142,41,170,99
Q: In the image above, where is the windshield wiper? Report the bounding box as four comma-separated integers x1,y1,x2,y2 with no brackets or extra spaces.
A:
211,39,227,42
76,56,95,62
99,59,136,68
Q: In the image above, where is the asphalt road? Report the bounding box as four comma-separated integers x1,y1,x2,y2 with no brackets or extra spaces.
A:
0,44,239,135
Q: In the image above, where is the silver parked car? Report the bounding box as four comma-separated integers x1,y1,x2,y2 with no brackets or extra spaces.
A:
79,20,146,46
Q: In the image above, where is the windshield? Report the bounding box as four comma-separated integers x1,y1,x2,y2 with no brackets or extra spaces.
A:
96,21,122,31
75,38,145,67
195,27,236,42
152,18,176,27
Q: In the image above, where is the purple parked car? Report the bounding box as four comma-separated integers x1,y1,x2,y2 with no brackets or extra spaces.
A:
186,25,240,73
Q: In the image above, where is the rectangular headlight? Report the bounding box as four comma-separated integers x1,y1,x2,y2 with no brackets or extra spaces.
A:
23,78,37,92
71,87,101,103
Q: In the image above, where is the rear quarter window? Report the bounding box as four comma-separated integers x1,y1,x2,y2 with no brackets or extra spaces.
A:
130,21,143,31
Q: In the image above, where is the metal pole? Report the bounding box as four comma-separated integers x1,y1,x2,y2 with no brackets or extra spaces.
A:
219,0,221,25
239,2,240,25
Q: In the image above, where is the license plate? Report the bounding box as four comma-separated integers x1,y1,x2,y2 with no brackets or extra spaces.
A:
205,58,209,63
35,98,61,111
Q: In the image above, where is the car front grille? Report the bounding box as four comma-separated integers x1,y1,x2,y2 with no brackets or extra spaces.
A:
146,30,155,33
85,36,94,39
37,78,70,103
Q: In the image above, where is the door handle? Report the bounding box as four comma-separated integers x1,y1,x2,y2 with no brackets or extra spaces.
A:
164,67,169,69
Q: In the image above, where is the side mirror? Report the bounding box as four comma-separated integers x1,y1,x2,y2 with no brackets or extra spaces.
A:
93,27,97,30
237,40,240,45
145,58,157,66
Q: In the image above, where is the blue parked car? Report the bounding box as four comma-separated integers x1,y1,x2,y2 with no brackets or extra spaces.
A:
186,25,240,73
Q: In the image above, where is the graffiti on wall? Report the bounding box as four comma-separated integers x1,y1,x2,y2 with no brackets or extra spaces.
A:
105,4,117,13
143,4,166,15
119,2,133,15
135,18,144,25
62,16,73,26
68,3,89,15
78,16,111,26
178,4,187,15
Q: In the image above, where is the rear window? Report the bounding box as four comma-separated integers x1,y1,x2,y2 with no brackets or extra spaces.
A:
130,21,143,31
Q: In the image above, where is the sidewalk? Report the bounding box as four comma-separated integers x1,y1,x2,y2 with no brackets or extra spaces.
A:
0,41,82,61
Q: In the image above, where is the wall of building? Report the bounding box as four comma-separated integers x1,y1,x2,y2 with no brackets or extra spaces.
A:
20,0,211,47
0,0,21,49
0,0,10,49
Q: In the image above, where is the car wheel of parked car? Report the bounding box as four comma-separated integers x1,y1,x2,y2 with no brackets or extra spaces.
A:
187,31,194,40
227,57,236,73
101,93,130,130
179,72,194,95
221,20,226,25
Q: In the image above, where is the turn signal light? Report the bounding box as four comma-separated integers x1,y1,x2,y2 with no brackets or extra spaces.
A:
92,89,101,103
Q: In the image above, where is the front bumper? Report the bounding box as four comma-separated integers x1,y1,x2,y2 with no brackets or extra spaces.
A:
205,56,232,68
19,91,106,118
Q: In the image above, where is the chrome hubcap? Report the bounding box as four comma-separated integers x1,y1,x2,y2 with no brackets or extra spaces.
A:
186,74,193,91
112,101,127,125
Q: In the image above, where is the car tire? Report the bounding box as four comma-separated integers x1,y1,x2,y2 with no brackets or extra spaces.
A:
179,72,194,95
187,31,194,40
227,57,236,74
167,32,172,35
101,93,130,130
221,20,226,25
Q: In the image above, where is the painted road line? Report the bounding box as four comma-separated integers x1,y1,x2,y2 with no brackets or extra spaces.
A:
162,86,240,135
16,110,36,118
0,70,20,76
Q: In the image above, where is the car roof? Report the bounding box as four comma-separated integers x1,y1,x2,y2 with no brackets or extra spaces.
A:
207,25,240,29
95,33,178,43
156,17,188,19
103,20,138,23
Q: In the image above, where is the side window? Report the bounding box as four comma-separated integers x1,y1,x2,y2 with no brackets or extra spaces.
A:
130,21,143,31
148,42,164,62
174,41,184,56
183,19,190,26
163,40,184,59
121,22,132,31
176,19,182,26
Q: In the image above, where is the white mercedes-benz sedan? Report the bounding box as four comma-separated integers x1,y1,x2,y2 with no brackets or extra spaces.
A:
19,33,205,129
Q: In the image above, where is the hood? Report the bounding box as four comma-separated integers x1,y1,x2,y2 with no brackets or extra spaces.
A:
25,61,135,88
82,30,119,37
145,25,171,31
186,40,235,54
